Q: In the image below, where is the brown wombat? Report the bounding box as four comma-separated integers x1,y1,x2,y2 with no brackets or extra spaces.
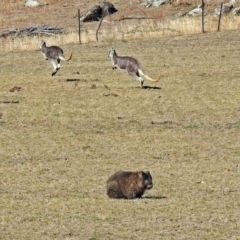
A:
106,170,153,199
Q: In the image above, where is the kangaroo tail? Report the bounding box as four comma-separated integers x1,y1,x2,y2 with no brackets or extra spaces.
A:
60,51,73,61
65,51,73,61
139,69,161,82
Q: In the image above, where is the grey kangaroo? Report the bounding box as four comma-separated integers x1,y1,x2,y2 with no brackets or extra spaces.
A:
40,40,72,76
108,47,161,88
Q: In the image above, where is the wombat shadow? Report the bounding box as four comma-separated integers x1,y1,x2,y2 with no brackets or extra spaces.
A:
143,196,167,200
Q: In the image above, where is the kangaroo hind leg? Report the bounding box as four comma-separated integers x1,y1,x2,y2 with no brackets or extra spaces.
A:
128,71,144,88
56,59,61,71
136,71,144,88
50,59,59,76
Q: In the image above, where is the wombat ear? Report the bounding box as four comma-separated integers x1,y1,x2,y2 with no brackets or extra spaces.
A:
138,171,143,177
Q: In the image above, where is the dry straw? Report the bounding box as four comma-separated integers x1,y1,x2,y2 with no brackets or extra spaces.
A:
1,5,240,51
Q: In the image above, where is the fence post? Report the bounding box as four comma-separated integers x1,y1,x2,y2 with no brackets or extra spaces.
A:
202,0,205,33
218,2,223,31
78,9,81,44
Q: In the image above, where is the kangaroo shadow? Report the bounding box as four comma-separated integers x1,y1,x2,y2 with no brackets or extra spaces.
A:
139,86,161,90
143,196,167,200
66,78,80,82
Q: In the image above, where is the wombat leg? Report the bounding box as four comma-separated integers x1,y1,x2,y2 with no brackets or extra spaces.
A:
107,182,123,199
125,192,137,199
135,192,144,198
107,189,124,199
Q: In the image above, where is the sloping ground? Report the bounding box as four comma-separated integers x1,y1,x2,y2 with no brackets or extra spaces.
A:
0,0,234,33
1,28,240,239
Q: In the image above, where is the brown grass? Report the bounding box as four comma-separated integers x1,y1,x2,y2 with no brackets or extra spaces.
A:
1,1,240,51
2,14,240,51
1,1,240,239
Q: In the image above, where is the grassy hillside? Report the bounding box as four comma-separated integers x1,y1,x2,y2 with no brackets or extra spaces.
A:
1,30,240,239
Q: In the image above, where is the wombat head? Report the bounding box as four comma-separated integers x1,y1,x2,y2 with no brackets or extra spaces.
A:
138,171,153,190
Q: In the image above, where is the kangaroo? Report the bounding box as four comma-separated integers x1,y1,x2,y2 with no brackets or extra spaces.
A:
108,47,161,88
40,40,72,76
106,170,153,199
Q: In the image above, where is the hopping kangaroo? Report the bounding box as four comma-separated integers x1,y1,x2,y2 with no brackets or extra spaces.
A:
40,40,72,76
108,47,161,88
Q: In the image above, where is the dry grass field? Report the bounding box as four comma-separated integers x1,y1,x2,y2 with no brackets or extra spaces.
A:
1,1,240,240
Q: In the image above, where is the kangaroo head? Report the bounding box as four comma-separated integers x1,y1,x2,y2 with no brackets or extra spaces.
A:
108,47,116,58
40,40,46,49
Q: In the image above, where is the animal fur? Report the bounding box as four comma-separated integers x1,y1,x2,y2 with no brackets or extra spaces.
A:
106,170,153,199
40,40,72,76
108,47,161,88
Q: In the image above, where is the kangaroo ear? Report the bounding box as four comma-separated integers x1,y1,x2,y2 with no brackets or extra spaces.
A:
40,40,44,48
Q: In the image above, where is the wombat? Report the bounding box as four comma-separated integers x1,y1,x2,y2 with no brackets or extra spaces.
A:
106,170,153,199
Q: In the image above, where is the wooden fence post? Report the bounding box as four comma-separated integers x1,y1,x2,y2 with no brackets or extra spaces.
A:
218,2,223,31
78,9,81,44
202,0,205,33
